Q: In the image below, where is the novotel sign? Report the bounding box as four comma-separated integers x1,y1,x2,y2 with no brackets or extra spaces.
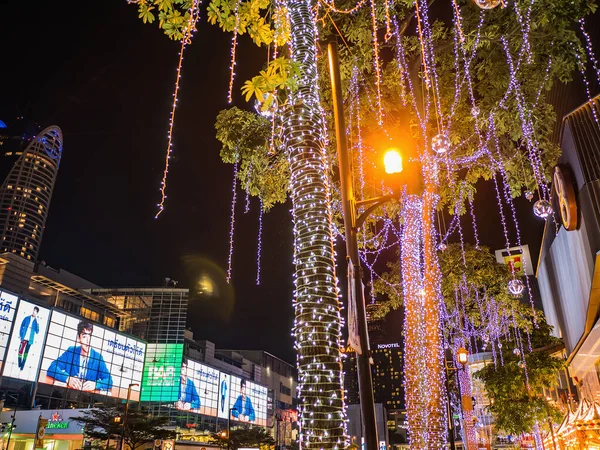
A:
376,343,400,349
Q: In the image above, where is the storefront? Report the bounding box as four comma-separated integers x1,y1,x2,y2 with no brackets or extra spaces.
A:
0,409,86,450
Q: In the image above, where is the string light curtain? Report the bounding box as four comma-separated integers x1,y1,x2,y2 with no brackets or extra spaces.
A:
284,0,347,446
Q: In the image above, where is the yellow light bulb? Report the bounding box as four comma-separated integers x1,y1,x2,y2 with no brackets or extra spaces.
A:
384,149,403,174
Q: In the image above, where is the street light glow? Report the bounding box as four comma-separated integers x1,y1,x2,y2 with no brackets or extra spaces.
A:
456,347,469,365
384,149,403,174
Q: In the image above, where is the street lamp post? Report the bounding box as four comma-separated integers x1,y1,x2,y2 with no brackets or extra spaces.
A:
119,383,139,450
3,394,19,450
328,39,402,450
450,348,478,450
226,407,235,450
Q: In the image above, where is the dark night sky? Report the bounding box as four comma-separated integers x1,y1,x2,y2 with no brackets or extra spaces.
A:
0,0,296,363
1,0,595,365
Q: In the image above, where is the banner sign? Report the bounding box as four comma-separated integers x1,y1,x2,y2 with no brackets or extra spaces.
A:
38,310,146,400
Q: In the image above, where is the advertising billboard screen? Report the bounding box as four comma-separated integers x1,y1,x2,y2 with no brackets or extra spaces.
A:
0,290,18,371
38,311,146,400
229,375,269,426
140,343,183,402
217,372,231,419
3,300,50,381
175,359,219,417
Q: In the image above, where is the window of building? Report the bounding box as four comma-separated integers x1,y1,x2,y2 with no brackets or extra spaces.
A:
81,307,100,322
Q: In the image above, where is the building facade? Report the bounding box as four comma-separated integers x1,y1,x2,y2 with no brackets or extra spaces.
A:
537,96,600,402
0,125,63,261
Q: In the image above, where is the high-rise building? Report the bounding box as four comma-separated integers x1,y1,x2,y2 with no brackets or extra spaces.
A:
0,124,63,261
342,304,405,411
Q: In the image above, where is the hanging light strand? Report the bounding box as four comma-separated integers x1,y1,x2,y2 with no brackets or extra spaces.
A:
155,0,200,218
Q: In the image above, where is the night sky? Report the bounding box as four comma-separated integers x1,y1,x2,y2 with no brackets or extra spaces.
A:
2,0,594,365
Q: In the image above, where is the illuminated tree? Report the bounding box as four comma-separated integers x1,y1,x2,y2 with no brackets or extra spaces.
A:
129,0,596,446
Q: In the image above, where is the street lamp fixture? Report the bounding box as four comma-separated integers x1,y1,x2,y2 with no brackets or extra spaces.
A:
456,348,469,366
384,149,403,174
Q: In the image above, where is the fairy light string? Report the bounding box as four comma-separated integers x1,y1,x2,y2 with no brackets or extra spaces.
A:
227,0,243,103
226,162,239,283
155,0,200,218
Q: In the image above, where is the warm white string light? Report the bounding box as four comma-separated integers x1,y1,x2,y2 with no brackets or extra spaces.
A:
155,1,200,218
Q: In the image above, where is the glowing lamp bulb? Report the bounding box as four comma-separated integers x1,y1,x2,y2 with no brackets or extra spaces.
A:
384,149,403,174
456,347,469,365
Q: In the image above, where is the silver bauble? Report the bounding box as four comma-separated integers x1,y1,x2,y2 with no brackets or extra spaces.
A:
508,278,525,296
525,190,534,201
533,199,553,218
471,106,481,117
432,134,451,154
472,0,501,9
438,243,447,251
513,348,521,356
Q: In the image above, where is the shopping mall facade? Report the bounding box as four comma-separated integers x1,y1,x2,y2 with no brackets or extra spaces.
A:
0,255,298,450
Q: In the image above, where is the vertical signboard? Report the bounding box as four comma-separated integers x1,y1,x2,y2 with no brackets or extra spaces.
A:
3,300,50,381
38,311,146,400
141,343,184,402
0,290,18,372
217,372,231,419
229,375,269,426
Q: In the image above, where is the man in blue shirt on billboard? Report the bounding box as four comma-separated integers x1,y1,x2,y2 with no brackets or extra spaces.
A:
232,379,255,422
18,306,40,370
47,320,113,393
177,359,200,410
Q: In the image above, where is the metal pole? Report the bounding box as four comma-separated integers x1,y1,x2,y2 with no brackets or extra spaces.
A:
120,384,137,450
327,39,378,450
5,395,18,450
445,373,456,450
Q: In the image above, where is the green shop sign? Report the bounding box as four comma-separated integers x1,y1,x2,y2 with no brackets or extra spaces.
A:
46,422,69,429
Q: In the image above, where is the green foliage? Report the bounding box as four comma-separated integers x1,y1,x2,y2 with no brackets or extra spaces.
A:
215,107,289,210
371,243,526,323
474,323,565,435
74,406,176,450
241,57,300,105
206,427,275,450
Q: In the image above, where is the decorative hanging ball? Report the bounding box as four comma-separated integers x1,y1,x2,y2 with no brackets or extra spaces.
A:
525,190,534,201
482,334,490,342
471,106,480,117
472,0,502,9
497,342,503,349
508,278,525,296
513,348,521,356
533,199,553,218
518,361,525,369
438,243,447,251
431,133,451,154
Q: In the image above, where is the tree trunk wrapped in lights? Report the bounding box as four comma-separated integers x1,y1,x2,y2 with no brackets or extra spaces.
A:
401,195,427,449
422,178,448,449
284,0,347,448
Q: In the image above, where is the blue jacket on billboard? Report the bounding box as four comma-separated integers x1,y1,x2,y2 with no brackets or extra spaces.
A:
179,378,201,409
19,316,39,343
47,346,113,391
232,395,255,422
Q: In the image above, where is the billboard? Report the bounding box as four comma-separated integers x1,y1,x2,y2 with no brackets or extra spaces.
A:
217,372,231,419
494,245,534,276
175,359,219,417
3,300,50,381
38,310,146,400
0,290,19,371
229,374,269,426
141,343,183,402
